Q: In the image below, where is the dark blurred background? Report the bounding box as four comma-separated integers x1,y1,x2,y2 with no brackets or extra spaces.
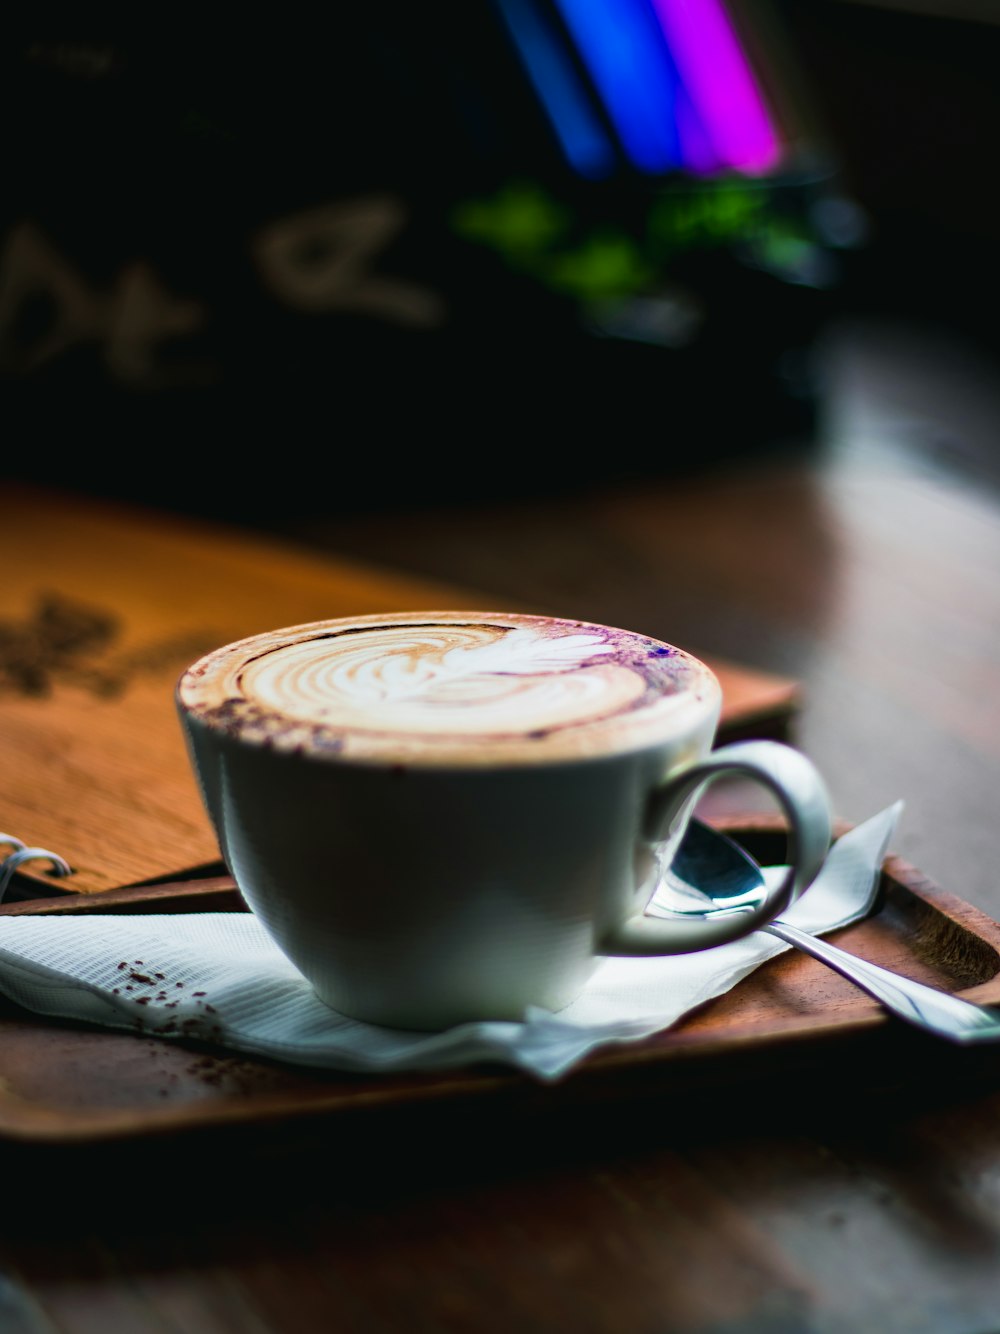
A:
3,1,1000,518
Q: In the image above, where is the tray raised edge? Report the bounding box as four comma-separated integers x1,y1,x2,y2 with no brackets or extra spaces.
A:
2,821,999,1144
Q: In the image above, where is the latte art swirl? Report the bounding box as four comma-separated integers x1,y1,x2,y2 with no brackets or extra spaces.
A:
240,625,643,735
178,612,721,764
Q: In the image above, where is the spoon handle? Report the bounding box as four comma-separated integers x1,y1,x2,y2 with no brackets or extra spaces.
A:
765,919,1000,1044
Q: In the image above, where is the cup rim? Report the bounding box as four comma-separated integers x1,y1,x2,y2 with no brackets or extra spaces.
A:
175,610,722,768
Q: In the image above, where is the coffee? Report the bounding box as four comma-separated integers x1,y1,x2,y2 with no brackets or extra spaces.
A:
177,610,721,766
176,611,832,1028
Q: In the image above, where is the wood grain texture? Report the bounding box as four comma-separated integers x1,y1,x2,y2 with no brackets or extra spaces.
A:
0,482,798,895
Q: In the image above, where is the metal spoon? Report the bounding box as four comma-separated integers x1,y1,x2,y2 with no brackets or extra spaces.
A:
657,819,1000,1044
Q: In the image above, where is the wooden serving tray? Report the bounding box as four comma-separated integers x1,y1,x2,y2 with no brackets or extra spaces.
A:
2,822,999,1144
0,481,800,898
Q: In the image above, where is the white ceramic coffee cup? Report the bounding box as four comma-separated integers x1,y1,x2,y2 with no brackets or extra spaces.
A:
176,611,833,1029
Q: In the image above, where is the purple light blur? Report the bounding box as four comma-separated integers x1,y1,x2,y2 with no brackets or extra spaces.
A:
649,0,781,175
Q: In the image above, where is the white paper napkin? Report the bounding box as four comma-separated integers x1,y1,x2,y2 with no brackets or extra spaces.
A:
0,804,902,1082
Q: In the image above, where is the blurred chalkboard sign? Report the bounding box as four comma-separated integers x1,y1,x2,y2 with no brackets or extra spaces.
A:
1,8,854,517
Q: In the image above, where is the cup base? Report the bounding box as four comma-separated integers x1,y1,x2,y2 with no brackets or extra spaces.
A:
309,973,591,1032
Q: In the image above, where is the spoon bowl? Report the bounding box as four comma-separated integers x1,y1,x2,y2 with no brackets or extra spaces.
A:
659,819,1000,1044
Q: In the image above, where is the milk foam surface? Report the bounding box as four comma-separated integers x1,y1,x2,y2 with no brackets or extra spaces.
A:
177,612,720,765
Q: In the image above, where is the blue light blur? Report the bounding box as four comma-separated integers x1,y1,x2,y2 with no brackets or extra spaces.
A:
493,0,617,179
550,0,682,173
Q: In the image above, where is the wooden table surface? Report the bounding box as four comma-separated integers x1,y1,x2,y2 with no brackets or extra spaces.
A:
4,316,1000,1332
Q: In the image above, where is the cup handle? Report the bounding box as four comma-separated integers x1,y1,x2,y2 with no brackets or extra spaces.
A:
601,740,833,955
